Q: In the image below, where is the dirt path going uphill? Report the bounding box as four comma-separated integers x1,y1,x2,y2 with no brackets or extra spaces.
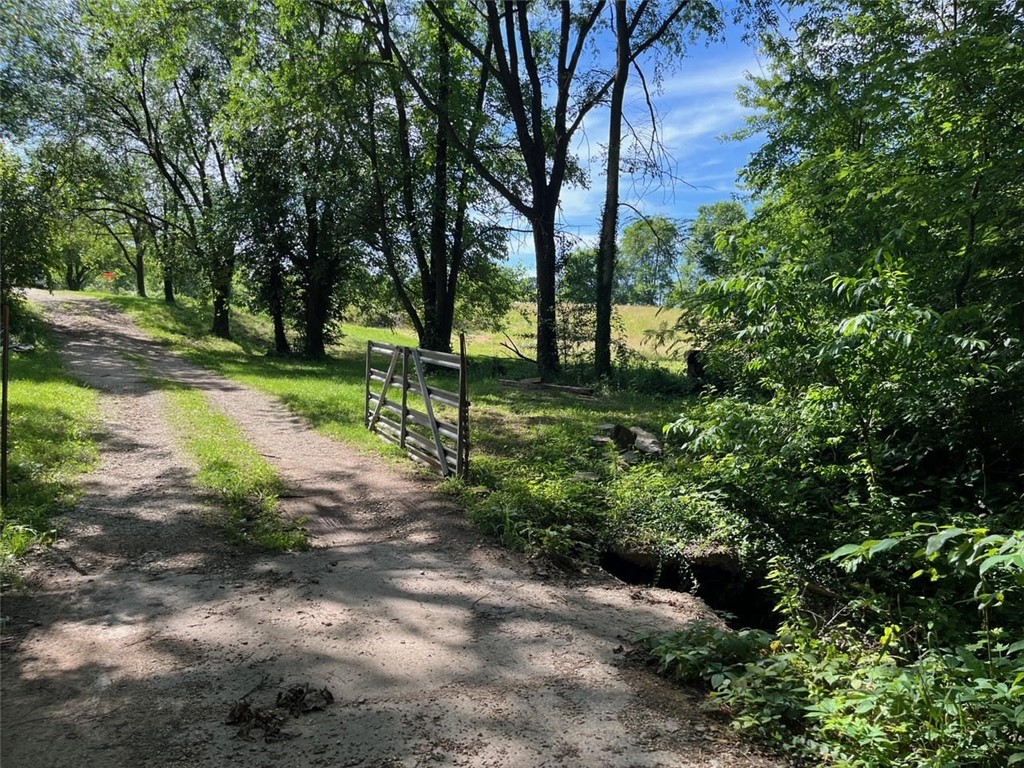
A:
1,291,781,768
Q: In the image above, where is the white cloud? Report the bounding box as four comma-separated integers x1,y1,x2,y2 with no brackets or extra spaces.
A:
558,183,603,219
659,97,750,149
657,57,760,100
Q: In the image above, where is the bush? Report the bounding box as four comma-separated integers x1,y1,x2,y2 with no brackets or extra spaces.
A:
634,528,1024,766
607,463,753,559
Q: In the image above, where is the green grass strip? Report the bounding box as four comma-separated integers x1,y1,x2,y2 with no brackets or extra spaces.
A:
158,382,308,552
1,307,99,574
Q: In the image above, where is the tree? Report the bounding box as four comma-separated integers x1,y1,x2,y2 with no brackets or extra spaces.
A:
559,247,598,303
617,215,683,305
593,0,724,374
684,200,747,280
226,0,382,358
0,0,78,142
360,1,507,354
78,0,243,337
657,6,1024,759
677,0,1024,556
232,136,294,355
388,1,705,377
0,144,55,302
594,0,631,377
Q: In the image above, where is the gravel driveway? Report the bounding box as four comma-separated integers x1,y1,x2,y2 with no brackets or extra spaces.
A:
0,291,781,767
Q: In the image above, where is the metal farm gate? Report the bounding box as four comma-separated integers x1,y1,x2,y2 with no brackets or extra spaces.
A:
364,335,469,479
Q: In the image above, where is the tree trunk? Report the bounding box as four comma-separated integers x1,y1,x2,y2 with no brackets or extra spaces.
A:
209,249,233,339
304,283,327,358
163,270,175,304
272,310,290,356
301,195,331,359
422,21,452,354
135,247,147,298
268,254,290,355
65,260,89,291
533,202,560,379
211,290,231,338
595,1,630,378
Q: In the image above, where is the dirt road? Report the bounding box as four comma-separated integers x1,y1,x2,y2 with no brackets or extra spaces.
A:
1,292,779,767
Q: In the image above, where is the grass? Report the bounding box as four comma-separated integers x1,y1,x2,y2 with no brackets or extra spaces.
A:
156,380,308,551
119,347,308,552
95,291,700,562
0,305,99,574
464,301,684,363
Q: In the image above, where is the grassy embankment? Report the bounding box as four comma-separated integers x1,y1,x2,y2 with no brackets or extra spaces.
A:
100,293,699,564
0,306,99,574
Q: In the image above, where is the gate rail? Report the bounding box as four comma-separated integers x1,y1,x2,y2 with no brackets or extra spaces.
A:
364,334,469,479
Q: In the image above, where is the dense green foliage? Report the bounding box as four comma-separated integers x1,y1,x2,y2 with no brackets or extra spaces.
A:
616,216,684,306
637,528,1024,766
0,147,56,299
633,1,1024,763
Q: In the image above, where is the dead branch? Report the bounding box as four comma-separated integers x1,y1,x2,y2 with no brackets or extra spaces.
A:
500,333,536,363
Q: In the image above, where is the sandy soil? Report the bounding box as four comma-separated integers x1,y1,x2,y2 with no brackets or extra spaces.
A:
0,291,783,767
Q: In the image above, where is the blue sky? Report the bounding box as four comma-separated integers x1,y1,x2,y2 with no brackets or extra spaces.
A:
506,18,767,269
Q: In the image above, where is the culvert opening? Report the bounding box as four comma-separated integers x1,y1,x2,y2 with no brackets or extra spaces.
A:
600,548,779,632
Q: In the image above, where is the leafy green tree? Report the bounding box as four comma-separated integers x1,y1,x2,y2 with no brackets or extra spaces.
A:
617,216,683,305
0,144,55,301
453,261,525,333
360,1,508,354
231,136,295,355
671,0,1024,622
77,0,243,337
50,217,121,291
0,0,78,141
594,0,726,375
649,8,1024,759
558,247,598,304
228,0,370,358
684,200,747,280
392,1,710,377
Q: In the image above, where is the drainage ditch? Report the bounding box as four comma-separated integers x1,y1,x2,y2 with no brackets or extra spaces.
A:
600,547,779,632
